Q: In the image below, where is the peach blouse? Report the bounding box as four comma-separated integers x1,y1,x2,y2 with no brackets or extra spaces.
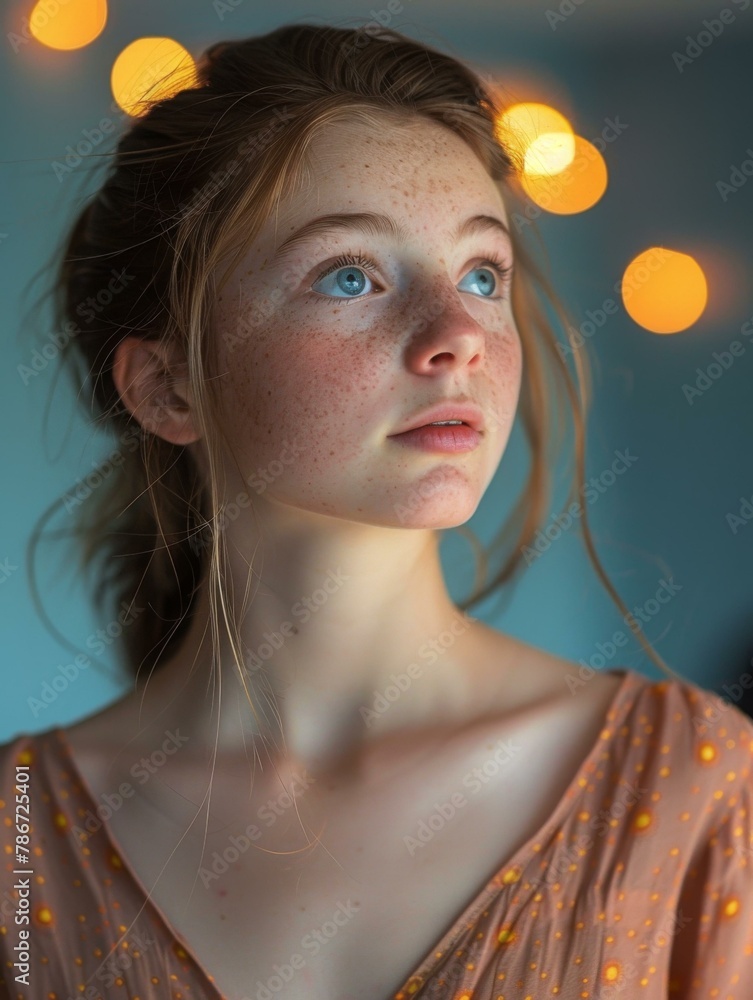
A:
1,667,752,999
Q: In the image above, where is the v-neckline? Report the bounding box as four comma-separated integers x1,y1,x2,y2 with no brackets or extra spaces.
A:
388,666,640,989
51,666,641,999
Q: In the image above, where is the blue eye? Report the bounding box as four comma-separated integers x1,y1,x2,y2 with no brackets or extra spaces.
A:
311,252,378,300
311,252,513,300
458,262,511,298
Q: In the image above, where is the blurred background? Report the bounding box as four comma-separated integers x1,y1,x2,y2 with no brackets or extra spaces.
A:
2,0,752,741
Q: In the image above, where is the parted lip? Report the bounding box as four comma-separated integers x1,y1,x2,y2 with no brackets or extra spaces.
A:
389,401,484,435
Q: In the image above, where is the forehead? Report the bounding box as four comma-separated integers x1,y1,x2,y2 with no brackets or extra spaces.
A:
272,113,508,230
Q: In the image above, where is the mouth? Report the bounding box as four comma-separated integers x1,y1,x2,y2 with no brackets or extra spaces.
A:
388,421,481,453
389,402,485,437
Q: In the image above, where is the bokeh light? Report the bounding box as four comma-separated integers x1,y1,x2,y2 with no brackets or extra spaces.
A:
523,131,576,176
111,37,198,117
519,135,608,214
496,102,575,176
621,248,708,334
29,0,107,50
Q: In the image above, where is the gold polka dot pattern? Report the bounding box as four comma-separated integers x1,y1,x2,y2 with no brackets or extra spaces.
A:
0,668,751,998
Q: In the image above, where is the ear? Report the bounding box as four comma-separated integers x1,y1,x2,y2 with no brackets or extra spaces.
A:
112,337,201,446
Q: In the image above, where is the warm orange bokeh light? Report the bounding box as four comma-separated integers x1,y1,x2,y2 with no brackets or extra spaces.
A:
519,135,607,214
29,0,107,50
495,102,575,175
621,248,708,334
111,37,198,117
523,131,576,176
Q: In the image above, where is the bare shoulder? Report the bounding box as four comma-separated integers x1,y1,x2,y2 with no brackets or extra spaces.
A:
472,624,627,720
60,689,148,784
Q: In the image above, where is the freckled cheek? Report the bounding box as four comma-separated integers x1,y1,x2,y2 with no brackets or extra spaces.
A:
224,323,393,465
486,326,524,433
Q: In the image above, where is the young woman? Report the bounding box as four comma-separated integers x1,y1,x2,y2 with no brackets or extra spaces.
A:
2,22,752,1000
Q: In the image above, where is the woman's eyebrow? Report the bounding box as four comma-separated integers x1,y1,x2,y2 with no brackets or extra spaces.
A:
269,211,512,266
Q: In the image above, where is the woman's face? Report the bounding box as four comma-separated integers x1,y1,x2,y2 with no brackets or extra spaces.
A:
210,114,523,529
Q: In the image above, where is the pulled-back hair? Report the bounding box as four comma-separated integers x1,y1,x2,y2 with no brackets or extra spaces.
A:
26,21,684,689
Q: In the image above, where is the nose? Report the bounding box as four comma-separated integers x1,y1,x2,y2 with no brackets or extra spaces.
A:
401,283,487,375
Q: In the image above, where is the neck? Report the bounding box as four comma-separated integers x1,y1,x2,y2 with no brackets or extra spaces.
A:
129,522,491,778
